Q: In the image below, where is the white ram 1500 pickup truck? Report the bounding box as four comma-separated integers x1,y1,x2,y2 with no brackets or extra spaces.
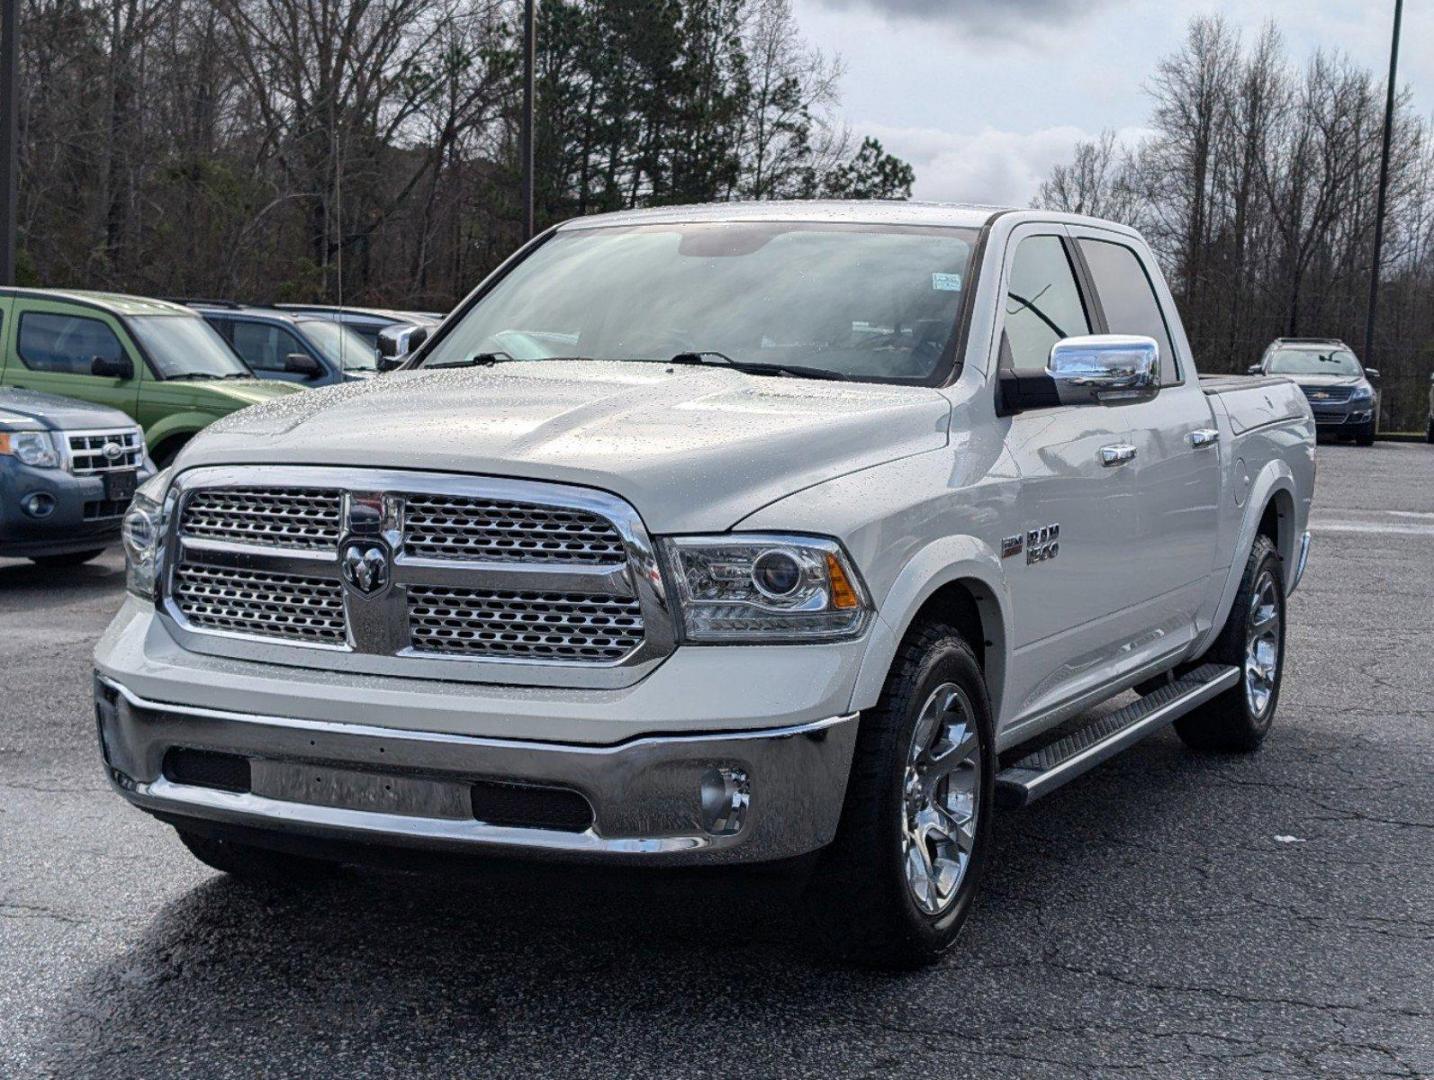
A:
98,203,1316,967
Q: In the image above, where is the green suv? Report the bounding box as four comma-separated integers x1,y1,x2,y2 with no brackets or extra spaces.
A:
0,289,302,466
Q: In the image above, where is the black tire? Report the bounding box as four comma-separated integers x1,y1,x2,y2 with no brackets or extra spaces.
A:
1174,534,1285,752
29,548,106,568
1354,419,1375,446
176,827,338,883
805,622,995,969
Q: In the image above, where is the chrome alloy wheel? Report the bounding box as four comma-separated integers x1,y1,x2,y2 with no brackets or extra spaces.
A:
901,683,982,916
1244,568,1282,719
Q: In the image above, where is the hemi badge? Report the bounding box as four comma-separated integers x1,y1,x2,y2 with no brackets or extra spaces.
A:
1001,535,1024,559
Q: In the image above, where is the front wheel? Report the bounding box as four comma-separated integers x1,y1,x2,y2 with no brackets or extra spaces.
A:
1354,419,1376,446
1175,534,1285,752
806,622,994,969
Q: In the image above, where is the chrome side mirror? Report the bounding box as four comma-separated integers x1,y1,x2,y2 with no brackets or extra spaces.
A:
1047,334,1159,405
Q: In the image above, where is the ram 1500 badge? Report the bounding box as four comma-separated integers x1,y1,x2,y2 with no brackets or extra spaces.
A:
95,202,1316,968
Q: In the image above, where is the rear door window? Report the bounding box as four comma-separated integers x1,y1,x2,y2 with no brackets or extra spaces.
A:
1077,239,1180,385
1002,235,1091,370
17,311,126,374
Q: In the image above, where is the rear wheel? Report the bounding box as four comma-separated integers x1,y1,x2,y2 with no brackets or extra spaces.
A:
806,622,994,969
1174,535,1285,752
176,827,338,883
29,548,106,568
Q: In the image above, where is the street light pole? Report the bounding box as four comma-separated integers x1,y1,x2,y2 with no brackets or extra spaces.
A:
520,0,536,241
1364,0,1403,369
0,0,19,285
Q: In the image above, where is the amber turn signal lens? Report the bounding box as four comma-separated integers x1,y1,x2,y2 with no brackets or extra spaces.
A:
826,552,860,609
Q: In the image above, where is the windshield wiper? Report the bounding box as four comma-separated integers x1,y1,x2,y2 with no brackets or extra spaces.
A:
668,351,848,381
165,372,223,381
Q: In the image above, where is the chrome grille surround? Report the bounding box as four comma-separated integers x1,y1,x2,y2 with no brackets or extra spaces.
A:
156,466,673,690
66,427,144,475
181,488,343,550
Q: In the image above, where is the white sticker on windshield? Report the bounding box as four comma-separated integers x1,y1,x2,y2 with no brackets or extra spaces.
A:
932,272,963,292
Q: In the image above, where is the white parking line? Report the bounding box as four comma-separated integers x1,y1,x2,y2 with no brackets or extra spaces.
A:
1310,510,1434,537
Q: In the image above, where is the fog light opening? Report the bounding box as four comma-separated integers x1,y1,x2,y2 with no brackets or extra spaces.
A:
700,766,750,836
22,492,55,518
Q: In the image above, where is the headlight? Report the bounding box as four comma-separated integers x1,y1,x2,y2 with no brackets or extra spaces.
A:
122,468,173,600
1350,385,1374,401
660,534,870,643
0,430,60,468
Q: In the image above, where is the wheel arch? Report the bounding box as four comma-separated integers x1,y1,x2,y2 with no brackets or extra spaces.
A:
850,537,1010,726
1195,461,1298,657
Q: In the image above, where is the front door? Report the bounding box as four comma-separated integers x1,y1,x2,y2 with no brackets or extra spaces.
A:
996,227,1144,727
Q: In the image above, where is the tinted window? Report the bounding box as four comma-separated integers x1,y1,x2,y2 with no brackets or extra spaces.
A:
1078,239,1180,385
231,321,311,372
17,311,126,374
1002,235,1091,370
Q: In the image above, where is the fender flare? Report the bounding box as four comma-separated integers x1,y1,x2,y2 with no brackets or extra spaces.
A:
1194,458,1296,657
848,535,1010,719
144,414,209,460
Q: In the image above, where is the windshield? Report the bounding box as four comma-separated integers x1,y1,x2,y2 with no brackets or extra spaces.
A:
421,222,980,384
299,319,378,371
1266,347,1363,377
127,315,251,379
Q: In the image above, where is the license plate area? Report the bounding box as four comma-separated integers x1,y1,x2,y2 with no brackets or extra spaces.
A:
250,760,472,820
105,469,138,501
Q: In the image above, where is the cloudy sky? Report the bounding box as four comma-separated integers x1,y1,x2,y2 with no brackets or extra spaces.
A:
791,0,1434,206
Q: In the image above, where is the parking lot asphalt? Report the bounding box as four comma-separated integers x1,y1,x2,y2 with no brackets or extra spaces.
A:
2,442,1431,1079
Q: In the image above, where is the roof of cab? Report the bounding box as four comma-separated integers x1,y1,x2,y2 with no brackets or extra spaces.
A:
0,287,196,317
556,200,1016,232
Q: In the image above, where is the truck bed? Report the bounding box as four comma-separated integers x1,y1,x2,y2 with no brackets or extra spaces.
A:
1200,373,1307,436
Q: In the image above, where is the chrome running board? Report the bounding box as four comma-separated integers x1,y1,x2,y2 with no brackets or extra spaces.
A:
995,663,1240,808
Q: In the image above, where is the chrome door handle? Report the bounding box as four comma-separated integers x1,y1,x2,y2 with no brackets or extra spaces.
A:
1189,428,1220,449
1099,444,1137,467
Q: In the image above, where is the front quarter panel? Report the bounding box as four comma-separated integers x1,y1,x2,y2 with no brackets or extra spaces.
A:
735,387,1018,725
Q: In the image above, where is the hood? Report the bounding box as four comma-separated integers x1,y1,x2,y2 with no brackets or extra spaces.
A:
141,378,303,413
1287,373,1368,389
0,387,135,431
183,361,951,531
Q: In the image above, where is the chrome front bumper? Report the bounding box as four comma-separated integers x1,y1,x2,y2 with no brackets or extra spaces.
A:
95,675,859,866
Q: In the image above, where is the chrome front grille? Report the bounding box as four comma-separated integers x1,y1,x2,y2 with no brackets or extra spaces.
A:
161,467,671,688
407,586,644,661
172,563,348,645
181,488,343,550
403,494,626,563
1300,385,1354,403
67,428,144,475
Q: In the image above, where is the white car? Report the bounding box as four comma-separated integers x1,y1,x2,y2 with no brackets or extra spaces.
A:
97,202,1316,967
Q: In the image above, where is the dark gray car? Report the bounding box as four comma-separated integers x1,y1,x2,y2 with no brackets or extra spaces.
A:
1250,337,1380,445
188,303,380,387
0,388,153,565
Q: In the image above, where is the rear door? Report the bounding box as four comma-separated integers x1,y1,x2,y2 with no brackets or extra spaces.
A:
996,226,1145,724
2,298,142,419
1070,228,1221,642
